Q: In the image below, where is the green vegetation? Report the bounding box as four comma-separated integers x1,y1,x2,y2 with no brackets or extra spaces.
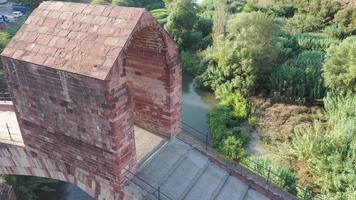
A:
198,12,280,96
5,176,60,200
323,36,356,94
285,93,356,199
270,50,325,100
208,93,252,161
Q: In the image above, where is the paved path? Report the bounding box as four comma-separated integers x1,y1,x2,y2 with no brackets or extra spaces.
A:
125,139,270,200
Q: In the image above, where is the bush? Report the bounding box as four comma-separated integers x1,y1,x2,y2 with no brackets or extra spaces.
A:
270,51,325,100
220,93,253,121
293,33,339,52
322,36,356,94
286,14,324,33
243,156,297,194
219,135,246,161
208,93,252,161
285,93,356,199
180,51,202,75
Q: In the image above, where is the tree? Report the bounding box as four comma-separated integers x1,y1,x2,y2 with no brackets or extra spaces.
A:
212,0,227,41
323,36,356,94
198,12,280,95
164,0,197,50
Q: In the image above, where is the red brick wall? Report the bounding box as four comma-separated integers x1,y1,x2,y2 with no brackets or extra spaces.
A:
0,10,181,200
125,12,182,137
1,57,135,199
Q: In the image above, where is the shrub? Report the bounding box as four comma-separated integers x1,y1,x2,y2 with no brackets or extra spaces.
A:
180,51,202,76
285,93,356,199
219,135,246,161
208,93,252,161
270,51,325,100
293,33,339,52
243,156,297,194
220,93,252,121
286,14,324,33
323,36,356,94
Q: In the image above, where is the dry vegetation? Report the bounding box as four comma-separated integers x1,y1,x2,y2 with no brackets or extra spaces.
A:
250,96,323,144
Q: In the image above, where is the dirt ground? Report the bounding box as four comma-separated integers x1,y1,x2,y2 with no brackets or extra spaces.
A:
250,96,323,145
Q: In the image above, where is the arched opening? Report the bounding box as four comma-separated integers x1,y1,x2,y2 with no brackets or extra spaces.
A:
125,27,171,136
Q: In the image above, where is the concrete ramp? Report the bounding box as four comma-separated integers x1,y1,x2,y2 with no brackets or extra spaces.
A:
126,139,270,200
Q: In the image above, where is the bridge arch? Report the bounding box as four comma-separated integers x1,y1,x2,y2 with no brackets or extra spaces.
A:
0,2,181,200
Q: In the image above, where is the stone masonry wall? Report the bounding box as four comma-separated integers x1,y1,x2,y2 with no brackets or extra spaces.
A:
125,12,182,137
1,57,136,199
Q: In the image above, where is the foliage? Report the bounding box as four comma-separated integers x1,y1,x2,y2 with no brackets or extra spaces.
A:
5,176,60,200
323,36,356,94
150,8,168,25
198,12,280,95
242,156,297,194
270,51,325,100
293,33,339,52
180,51,202,75
208,93,252,161
164,0,197,50
285,93,356,199
219,135,247,161
212,0,227,41
286,14,324,33
111,0,164,10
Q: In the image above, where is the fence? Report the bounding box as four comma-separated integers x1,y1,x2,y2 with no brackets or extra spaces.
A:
0,123,22,143
0,92,11,102
178,120,323,200
124,168,174,200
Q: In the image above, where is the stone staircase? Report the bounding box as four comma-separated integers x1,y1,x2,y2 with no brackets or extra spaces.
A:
127,139,270,200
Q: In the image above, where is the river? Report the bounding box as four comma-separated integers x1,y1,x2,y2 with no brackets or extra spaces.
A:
35,73,217,199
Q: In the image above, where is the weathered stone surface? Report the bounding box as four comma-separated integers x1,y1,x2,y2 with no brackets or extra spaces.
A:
0,182,17,200
0,1,181,200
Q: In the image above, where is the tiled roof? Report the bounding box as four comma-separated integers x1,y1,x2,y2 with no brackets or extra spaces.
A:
1,1,145,80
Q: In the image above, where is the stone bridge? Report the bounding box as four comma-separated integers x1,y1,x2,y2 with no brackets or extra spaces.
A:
0,1,181,199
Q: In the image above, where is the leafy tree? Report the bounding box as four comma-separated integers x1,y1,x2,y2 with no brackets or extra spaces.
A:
324,8,356,39
198,12,280,95
212,0,227,41
164,0,197,50
323,36,356,94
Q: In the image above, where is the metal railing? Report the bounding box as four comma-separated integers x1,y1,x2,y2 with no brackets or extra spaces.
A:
0,92,11,102
124,168,174,200
0,123,22,143
178,120,323,200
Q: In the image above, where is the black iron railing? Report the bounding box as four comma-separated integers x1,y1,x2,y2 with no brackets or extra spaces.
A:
178,120,323,200
124,168,174,200
0,92,11,102
0,123,21,143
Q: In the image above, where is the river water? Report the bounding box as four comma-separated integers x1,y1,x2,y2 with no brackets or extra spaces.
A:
35,73,217,199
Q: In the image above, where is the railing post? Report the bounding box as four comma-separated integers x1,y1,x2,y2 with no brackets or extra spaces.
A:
157,186,161,200
205,133,208,151
6,123,13,141
267,167,271,182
